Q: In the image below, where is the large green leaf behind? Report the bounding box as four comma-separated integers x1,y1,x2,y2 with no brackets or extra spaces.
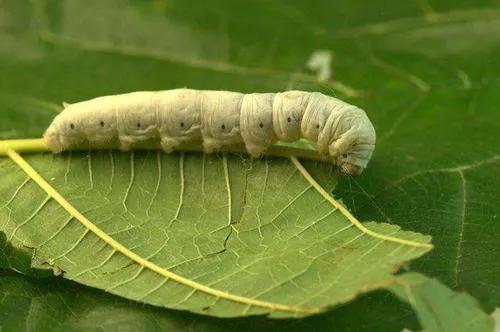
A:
0,0,498,330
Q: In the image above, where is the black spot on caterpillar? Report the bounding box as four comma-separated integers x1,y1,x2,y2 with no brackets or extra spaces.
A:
44,89,376,176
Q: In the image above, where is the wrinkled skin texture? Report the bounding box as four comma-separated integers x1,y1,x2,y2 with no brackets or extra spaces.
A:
325,107,376,176
272,91,310,142
44,96,118,152
44,90,376,176
240,93,277,157
156,89,202,152
199,91,243,153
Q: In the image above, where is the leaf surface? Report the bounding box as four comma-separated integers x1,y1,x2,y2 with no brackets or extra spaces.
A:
0,148,431,317
1,270,492,332
0,0,498,329
388,273,494,332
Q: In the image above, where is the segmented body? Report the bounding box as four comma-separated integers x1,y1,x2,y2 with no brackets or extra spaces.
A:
43,89,376,175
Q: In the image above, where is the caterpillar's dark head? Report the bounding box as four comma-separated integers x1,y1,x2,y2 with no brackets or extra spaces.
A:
329,107,376,176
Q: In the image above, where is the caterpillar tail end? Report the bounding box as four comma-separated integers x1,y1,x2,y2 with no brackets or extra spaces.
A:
43,126,63,153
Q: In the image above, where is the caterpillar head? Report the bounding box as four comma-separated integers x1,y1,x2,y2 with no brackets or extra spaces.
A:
329,108,376,176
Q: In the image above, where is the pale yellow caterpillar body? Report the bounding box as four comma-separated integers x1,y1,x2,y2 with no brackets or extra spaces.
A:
43,89,376,176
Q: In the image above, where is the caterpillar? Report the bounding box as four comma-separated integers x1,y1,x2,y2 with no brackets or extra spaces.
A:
43,89,376,176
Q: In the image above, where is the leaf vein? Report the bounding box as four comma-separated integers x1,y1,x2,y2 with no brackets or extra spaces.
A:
289,156,433,249
6,149,323,315
9,194,51,241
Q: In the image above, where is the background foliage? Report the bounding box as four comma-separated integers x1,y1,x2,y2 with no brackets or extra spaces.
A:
0,0,499,331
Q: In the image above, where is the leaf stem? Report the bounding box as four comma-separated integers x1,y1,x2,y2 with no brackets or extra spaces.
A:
0,138,328,162
6,148,324,315
0,139,49,155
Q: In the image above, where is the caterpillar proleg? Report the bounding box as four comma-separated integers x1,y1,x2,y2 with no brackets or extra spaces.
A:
43,89,376,176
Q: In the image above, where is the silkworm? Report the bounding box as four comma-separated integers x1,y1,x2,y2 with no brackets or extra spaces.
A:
43,89,376,176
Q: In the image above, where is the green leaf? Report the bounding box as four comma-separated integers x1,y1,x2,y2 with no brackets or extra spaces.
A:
388,273,494,332
0,0,497,329
0,271,419,332
1,271,493,332
0,231,30,273
0,231,55,277
0,271,196,332
0,148,432,318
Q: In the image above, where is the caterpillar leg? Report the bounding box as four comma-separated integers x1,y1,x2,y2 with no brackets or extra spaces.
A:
202,139,222,154
319,153,330,163
160,137,180,153
314,145,328,161
118,136,135,151
244,143,265,158
328,143,340,161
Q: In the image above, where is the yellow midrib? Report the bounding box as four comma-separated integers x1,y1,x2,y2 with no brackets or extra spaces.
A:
0,138,326,162
6,148,324,315
3,140,432,316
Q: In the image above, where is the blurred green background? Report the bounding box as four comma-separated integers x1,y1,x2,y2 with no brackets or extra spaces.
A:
0,0,499,331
